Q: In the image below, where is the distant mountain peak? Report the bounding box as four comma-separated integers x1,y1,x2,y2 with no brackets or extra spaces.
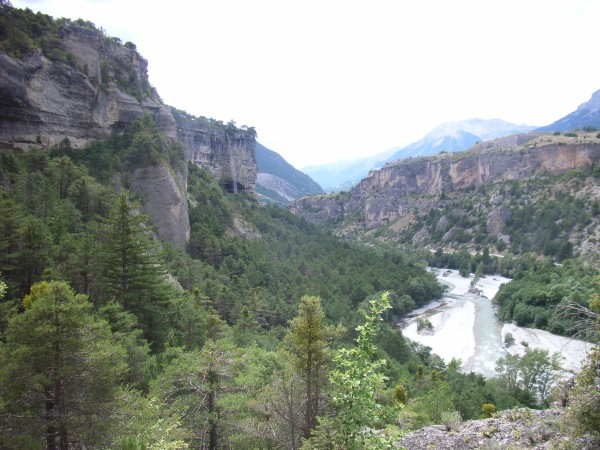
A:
576,89,600,113
428,118,534,141
379,118,535,165
536,89,600,132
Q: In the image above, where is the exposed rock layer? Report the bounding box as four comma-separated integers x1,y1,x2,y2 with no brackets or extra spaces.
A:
290,135,600,230
0,25,258,247
128,160,190,250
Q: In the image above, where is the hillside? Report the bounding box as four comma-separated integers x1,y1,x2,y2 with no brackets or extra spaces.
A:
0,6,258,249
255,142,323,205
291,132,600,263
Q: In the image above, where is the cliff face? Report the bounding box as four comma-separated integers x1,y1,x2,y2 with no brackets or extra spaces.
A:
128,160,190,250
352,137,600,229
0,24,258,248
175,117,257,193
0,26,176,148
291,134,600,229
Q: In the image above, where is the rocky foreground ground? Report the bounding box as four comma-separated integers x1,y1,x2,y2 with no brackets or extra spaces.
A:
397,408,595,449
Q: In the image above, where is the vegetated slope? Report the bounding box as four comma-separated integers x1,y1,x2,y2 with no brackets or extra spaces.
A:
491,257,600,337
0,4,258,251
536,89,600,132
291,132,600,264
255,142,323,205
1,5,597,449
2,120,548,448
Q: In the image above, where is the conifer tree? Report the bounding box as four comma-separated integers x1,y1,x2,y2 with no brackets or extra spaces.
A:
284,295,342,439
99,193,169,348
306,292,392,449
0,281,127,449
149,340,234,449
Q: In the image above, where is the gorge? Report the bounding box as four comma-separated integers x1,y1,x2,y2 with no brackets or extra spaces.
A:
0,4,598,448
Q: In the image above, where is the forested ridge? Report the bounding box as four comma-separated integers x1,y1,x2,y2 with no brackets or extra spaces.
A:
0,116,526,448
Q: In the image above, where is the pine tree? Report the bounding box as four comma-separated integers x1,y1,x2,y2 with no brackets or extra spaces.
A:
306,292,392,449
284,295,342,440
149,340,234,449
0,281,127,449
98,193,170,348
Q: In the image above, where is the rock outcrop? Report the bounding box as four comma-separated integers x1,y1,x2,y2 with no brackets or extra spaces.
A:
290,134,600,230
128,160,190,250
0,27,176,148
397,408,595,449
174,115,257,194
0,23,258,248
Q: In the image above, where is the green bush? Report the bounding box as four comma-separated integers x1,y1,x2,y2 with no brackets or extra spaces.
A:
482,403,496,418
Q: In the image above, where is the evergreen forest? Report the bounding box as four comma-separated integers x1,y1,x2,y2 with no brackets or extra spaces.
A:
0,115,597,448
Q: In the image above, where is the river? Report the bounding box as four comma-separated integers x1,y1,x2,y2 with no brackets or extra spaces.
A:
402,268,594,377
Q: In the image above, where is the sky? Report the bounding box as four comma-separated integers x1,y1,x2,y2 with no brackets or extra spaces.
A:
13,0,600,168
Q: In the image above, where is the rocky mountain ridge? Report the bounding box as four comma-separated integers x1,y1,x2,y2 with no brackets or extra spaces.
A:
303,118,536,192
290,132,600,260
536,89,600,132
0,16,257,248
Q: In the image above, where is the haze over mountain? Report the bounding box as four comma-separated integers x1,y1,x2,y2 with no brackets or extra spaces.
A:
300,147,399,193
535,89,600,132
378,118,536,164
255,142,324,205
303,118,535,192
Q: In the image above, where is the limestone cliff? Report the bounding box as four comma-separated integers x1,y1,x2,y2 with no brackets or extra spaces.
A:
290,133,600,258
128,160,190,250
173,110,257,194
0,26,176,148
349,135,600,229
291,134,600,227
0,17,258,248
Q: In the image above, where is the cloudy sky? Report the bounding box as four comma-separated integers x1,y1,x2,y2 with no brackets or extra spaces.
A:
14,0,600,168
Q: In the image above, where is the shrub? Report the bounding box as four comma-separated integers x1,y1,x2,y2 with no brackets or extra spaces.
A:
394,384,407,405
417,318,433,332
441,410,462,431
481,403,496,418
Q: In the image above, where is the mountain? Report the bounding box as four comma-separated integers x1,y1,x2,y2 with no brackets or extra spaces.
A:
379,118,536,164
535,89,600,132
290,131,600,262
303,119,534,192
255,142,324,205
301,147,399,192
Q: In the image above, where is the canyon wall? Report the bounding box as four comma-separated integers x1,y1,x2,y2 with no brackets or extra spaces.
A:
290,135,600,229
0,24,257,248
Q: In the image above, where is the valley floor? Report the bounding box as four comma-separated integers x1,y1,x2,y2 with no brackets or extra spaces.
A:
402,269,594,375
